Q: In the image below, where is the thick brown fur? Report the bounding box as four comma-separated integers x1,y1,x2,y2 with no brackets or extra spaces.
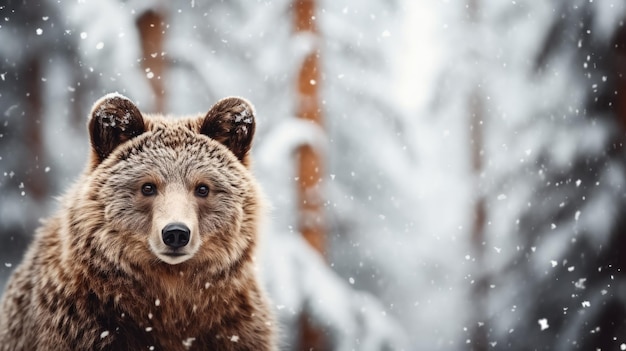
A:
0,93,276,350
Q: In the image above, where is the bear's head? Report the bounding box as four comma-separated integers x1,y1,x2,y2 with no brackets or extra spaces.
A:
79,93,260,274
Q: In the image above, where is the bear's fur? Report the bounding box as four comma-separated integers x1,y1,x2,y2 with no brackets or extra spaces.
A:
0,93,276,350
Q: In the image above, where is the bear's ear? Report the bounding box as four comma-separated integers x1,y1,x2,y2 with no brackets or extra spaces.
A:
88,93,145,166
200,97,256,164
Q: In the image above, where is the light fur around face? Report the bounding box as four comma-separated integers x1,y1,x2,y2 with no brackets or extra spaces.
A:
148,183,201,265
85,95,260,272
92,125,252,270
0,94,276,351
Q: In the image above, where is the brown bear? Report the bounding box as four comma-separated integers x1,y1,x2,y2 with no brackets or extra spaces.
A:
0,93,276,350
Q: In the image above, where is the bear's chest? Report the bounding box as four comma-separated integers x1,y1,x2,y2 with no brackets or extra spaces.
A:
96,304,226,351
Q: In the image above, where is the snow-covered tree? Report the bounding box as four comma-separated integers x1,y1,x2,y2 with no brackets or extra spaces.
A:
491,2,626,349
424,1,626,349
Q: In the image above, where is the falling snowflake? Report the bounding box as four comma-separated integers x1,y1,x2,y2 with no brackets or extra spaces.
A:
182,337,196,349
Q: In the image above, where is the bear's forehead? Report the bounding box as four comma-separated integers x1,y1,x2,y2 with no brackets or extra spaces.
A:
108,137,238,188
148,128,206,149
135,116,212,150
135,130,224,163
105,129,212,169
99,114,242,180
144,113,201,131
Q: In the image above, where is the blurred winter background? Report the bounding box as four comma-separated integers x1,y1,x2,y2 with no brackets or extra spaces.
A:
2,0,626,350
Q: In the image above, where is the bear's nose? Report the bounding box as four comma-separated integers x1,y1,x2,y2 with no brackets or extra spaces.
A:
161,223,190,249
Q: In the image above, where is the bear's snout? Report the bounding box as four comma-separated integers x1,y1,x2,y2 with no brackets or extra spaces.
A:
161,222,190,249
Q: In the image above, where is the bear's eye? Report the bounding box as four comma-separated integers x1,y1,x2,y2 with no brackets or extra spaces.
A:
141,183,157,196
195,184,210,197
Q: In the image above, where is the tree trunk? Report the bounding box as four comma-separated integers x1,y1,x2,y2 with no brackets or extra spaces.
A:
137,11,166,113
24,58,46,201
294,0,329,349
467,1,489,350
294,0,325,255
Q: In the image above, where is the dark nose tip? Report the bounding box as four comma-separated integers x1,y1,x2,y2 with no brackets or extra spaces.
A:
161,223,190,249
